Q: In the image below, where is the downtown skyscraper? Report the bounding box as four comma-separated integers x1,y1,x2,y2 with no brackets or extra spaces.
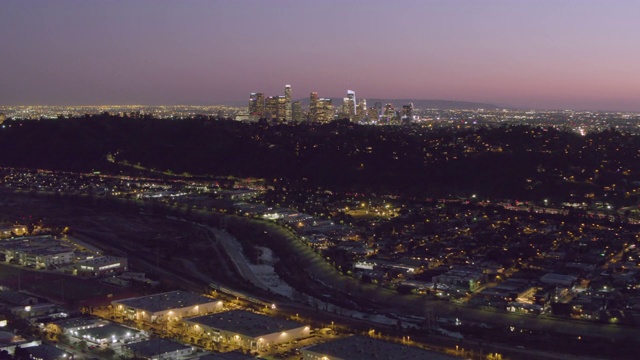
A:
248,92,265,120
248,85,293,121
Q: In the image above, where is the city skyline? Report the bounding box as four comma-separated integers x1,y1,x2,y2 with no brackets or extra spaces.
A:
2,0,640,111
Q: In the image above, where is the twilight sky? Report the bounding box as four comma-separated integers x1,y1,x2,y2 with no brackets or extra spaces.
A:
1,0,639,111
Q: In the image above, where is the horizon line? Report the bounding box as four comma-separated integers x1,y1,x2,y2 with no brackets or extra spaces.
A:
1,102,639,114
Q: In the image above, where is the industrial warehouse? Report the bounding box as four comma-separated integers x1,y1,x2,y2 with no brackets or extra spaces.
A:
185,310,310,351
301,335,460,360
112,290,223,323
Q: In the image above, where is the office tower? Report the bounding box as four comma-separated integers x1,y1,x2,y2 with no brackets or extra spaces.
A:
374,102,383,113
341,97,350,118
265,96,278,119
357,99,367,121
310,92,319,121
248,92,265,120
346,90,356,116
402,103,414,121
367,107,380,122
0,113,5,124
317,98,333,123
284,85,292,121
292,101,303,122
277,96,288,120
384,103,394,116
382,103,395,123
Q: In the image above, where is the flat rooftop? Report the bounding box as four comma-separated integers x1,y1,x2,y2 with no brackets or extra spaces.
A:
185,310,305,338
113,290,218,313
302,335,459,360
197,352,256,360
77,323,140,340
125,338,191,357
77,256,125,265
52,316,106,329
24,344,71,359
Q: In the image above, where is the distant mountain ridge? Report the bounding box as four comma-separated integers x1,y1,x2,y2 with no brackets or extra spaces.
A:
218,98,502,110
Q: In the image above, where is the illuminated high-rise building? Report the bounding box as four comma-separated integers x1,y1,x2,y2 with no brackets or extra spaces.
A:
341,97,350,118
367,107,380,122
265,96,278,120
0,113,5,124
284,85,292,121
346,90,356,117
292,101,303,122
384,103,394,116
356,99,367,121
309,92,319,121
277,96,288,120
248,92,265,120
402,103,414,120
316,98,333,123
382,103,395,122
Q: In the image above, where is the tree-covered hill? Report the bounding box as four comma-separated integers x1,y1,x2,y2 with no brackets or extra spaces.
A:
1,114,639,203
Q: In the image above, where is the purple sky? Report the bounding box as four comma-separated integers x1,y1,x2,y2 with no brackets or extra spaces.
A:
2,0,639,111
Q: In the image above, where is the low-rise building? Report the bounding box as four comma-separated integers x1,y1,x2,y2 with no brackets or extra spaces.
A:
0,288,38,306
301,335,459,360
196,352,257,360
185,310,310,351
0,236,74,269
123,338,194,360
479,279,537,303
47,316,108,336
19,343,73,360
0,225,28,238
76,256,128,276
0,330,29,355
540,273,577,287
112,290,223,323
76,323,143,344
432,267,484,293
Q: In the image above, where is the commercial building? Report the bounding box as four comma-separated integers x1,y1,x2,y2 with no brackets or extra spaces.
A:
253,85,292,121
0,288,38,306
11,303,67,320
344,90,356,120
264,96,278,120
301,335,459,360
76,323,143,344
123,338,194,360
309,92,319,121
0,236,74,269
309,92,334,122
356,99,367,121
540,273,577,287
402,103,414,120
75,256,128,277
432,267,485,293
0,225,27,238
284,85,292,121
112,290,223,323
19,344,73,360
292,101,303,122
47,316,108,336
0,330,28,355
195,352,256,360
185,310,310,351
316,98,333,123
248,92,265,120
